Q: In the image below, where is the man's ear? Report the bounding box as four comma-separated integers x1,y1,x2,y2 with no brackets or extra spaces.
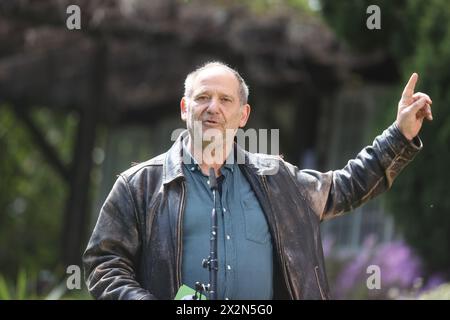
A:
180,97,188,122
239,104,251,128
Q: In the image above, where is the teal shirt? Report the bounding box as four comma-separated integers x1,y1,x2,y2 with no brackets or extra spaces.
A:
181,152,273,300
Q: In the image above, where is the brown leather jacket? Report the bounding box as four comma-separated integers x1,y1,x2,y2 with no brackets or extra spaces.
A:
83,124,422,299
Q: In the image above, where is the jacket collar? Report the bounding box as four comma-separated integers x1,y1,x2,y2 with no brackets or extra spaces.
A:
162,130,280,185
162,130,187,185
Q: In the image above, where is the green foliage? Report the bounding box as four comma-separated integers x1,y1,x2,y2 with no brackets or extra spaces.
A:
0,270,37,300
180,0,316,15
0,274,11,300
388,2,450,275
0,105,77,279
320,0,416,56
419,283,450,300
319,0,450,275
60,288,92,300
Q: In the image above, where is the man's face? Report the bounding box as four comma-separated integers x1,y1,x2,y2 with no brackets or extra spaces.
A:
180,66,250,146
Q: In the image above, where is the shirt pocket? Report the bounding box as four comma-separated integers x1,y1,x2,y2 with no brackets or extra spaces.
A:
242,197,270,244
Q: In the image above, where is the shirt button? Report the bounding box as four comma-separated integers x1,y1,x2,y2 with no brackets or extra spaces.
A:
226,235,231,240
227,265,231,270
207,180,210,185
225,298,230,300
190,167,195,171
223,208,227,213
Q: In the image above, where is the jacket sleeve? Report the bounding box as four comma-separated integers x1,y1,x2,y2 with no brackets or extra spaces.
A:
82,175,156,300
289,123,422,221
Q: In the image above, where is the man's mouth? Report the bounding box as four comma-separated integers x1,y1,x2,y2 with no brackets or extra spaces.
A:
203,119,221,126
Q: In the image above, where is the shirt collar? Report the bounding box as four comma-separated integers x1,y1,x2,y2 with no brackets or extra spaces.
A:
182,135,235,173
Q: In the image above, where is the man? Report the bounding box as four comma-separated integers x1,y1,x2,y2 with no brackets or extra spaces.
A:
83,62,432,300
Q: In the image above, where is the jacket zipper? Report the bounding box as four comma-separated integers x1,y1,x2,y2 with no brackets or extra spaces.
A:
314,266,326,300
176,181,186,289
261,175,295,299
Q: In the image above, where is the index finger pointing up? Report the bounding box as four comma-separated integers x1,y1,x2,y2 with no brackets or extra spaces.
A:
402,73,418,99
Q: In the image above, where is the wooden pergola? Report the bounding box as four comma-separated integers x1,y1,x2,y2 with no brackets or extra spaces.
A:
0,0,393,267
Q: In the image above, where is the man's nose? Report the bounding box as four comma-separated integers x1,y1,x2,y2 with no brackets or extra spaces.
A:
206,97,221,113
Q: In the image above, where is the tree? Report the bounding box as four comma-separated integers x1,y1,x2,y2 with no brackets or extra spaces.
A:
319,0,450,275
0,105,75,279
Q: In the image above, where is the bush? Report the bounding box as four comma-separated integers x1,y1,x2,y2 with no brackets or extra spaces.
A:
324,235,446,299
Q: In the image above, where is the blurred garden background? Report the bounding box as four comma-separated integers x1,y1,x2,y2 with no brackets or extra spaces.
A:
0,0,449,299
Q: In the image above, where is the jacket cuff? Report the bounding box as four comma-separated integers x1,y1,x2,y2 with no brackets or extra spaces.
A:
375,123,422,172
389,122,423,155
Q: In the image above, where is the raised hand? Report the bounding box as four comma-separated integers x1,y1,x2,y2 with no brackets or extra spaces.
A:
395,73,433,141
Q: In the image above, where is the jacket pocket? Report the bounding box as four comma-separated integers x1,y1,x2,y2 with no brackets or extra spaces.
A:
314,265,326,300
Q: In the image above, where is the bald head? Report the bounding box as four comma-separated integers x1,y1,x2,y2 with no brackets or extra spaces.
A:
184,62,249,105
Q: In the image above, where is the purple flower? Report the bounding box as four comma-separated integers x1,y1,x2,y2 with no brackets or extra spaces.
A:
333,236,377,298
372,241,422,288
420,273,447,293
328,236,438,299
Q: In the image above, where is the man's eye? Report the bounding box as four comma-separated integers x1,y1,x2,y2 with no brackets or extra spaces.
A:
196,96,209,102
221,97,232,103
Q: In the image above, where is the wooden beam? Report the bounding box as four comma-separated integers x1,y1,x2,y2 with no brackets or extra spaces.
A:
12,106,70,182
61,41,107,267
